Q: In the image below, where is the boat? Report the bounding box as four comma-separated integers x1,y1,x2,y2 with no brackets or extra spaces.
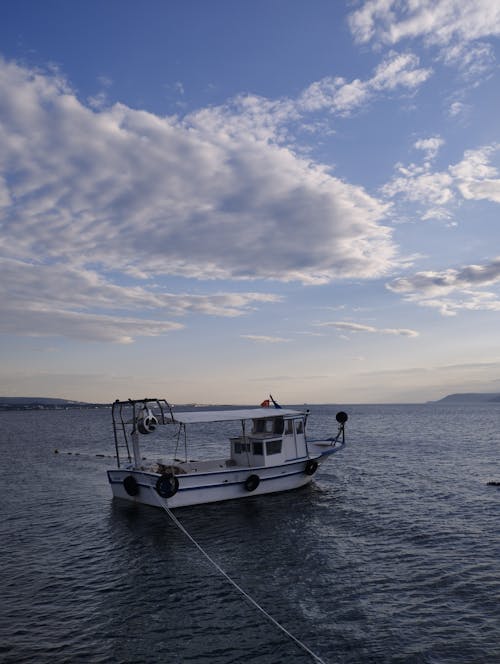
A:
107,397,347,509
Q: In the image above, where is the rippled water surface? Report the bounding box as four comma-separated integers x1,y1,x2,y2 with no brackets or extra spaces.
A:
1,404,499,663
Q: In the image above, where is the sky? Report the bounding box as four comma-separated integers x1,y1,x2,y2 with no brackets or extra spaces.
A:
1,0,500,404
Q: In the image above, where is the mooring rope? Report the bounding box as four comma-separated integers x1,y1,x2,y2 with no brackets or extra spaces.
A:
150,488,328,664
54,449,115,459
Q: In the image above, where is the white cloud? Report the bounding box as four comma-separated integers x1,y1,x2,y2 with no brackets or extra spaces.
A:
382,142,500,217
450,145,499,180
0,257,282,342
449,145,500,203
240,335,291,343
0,306,183,344
299,51,431,115
0,58,407,342
87,91,108,110
458,179,500,204
0,57,396,292
370,51,431,89
387,257,500,315
392,259,500,293
349,0,500,47
382,163,454,206
448,100,467,117
348,0,500,77
317,321,419,337
414,136,444,160
441,41,496,78
299,77,370,115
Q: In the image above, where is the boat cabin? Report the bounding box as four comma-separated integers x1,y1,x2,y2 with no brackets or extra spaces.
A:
230,414,307,467
111,400,310,473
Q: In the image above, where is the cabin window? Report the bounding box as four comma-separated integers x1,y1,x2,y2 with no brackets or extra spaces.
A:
252,442,263,455
253,418,281,434
266,440,282,455
273,417,284,434
285,420,293,435
253,419,266,433
295,420,304,434
234,442,251,454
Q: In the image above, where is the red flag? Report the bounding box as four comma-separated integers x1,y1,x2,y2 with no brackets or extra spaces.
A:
260,399,270,407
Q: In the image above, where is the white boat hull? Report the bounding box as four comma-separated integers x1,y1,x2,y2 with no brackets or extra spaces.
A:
107,455,328,509
107,398,347,510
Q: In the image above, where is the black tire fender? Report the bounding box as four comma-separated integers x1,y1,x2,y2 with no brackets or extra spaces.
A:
156,473,179,498
244,474,260,492
123,475,139,496
305,460,318,476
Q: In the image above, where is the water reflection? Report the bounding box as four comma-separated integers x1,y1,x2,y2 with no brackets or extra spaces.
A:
2,404,500,663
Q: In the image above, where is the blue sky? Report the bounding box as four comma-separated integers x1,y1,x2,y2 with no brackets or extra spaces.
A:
1,0,500,404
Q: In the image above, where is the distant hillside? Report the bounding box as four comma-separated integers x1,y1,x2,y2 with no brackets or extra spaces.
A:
0,397,107,410
0,397,82,405
434,393,500,403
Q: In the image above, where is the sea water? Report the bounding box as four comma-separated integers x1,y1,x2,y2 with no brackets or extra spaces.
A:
0,404,499,663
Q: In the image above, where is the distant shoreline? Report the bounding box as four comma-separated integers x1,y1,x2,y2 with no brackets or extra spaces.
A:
0,398,109,411
2,392,500,411
429,392,500,404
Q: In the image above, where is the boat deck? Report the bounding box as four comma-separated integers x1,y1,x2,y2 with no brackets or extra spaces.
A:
148,457,237,475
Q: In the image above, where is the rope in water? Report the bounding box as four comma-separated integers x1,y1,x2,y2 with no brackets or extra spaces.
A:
54,450,115,458
151,488,328,664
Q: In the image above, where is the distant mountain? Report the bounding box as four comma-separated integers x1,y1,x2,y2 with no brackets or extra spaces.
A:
0,397,82,405
433,393,500,403
0,397,107,410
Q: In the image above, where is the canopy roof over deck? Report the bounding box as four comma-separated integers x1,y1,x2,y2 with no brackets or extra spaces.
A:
171,407,303,425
